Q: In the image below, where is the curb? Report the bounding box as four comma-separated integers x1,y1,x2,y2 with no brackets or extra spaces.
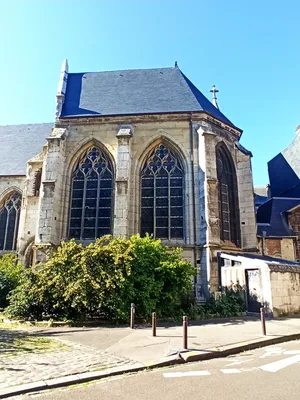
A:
1,333,300,398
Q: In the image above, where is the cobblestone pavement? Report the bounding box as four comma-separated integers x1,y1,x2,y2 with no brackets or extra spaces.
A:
0,335,138,390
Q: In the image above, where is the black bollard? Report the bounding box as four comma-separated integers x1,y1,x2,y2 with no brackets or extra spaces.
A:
152,312,156,337
130,303,135,329
183,315,188,350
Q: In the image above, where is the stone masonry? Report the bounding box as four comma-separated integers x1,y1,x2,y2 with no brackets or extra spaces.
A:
0,65,258,298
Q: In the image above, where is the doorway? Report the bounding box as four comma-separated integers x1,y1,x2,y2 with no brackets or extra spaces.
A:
245,269,262,313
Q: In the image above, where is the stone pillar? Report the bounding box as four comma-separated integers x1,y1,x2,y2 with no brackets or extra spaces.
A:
35,128,68,260
198,126,220,292
113,125,134,238
18,156,44,263
236,149,257,251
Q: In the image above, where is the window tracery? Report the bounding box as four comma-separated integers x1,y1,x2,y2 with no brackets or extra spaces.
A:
141,144,184,239
69,146,114,240
0,192,22,251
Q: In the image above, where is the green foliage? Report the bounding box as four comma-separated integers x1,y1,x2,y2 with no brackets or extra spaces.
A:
186,285,246,320
6,235,195,322
0,255,23,308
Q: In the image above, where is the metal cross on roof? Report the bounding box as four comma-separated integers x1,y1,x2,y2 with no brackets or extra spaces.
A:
210,84,219,109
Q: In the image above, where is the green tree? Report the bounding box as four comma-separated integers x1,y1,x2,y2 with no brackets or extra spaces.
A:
6,235,195,322
0,254,22,308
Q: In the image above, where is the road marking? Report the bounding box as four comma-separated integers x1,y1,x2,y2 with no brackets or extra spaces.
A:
226,359,253,366
260,354,300,372
266,347,282,352
259,347,282,359
220,369,241,374
283,350,300,355
240,367,258,372
163,371,210,378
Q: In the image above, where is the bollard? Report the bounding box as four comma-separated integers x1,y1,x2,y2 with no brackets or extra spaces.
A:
130,303,135,329
183,315,188,350
152,312,156,337
260,307,266,336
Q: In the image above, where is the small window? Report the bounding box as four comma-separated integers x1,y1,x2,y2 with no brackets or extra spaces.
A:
0,192,22,251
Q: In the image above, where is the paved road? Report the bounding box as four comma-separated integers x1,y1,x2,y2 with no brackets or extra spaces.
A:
22,339,300,400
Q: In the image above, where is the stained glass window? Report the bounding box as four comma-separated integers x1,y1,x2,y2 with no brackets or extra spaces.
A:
141,144,184,239
216,144,240,245
0,192,22,251
69,146,114,240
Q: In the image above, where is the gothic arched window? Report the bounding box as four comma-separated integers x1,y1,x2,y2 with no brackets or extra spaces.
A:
141,143,184,239
0,192,22,251
69,146,114,240
216,144,240,246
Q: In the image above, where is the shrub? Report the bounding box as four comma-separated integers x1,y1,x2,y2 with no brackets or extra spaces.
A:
6,235,196,322
185,284,246,320
0,254,23,308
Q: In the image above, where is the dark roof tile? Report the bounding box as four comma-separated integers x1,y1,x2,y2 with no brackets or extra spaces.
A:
256,197,300,237
0,124,52,176
61,67,236,127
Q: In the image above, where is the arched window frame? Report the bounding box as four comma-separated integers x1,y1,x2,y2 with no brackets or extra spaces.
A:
140,142,185,240
0,191,22,251
216,143,241,246
68,145,115,241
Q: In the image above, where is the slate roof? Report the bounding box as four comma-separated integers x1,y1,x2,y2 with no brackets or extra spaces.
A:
61,67,236,127
268,133,300,197
254,193,268,209
256,197,300,237
0,124,52,176
220,251,300,269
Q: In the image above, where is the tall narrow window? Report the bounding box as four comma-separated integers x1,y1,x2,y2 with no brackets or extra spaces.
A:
0,192,22,251
216,144,240,246
141,143,184,239
69,146,114,240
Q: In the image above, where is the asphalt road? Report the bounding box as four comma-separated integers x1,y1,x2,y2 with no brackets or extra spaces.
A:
24,340,300,400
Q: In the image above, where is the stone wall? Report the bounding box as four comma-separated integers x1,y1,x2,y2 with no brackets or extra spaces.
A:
271,270,300,316
1,112,256,295
0,176,25,199
18,154,44,260
236,152,257,250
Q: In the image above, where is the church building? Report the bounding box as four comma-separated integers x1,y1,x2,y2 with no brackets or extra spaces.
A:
0,61,257,299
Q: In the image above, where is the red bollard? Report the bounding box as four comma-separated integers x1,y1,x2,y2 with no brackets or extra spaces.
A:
152,312,156,337
130,303,135,329
183,315,188,350
260,307,266,336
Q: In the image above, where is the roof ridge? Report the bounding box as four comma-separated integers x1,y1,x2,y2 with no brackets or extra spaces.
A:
68,66,176,75
0,122,53,127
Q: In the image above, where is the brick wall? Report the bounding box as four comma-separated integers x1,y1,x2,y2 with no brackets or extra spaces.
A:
288,208,300,261
260,238,282,257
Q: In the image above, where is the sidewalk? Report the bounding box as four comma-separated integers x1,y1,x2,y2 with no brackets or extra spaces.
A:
1,317,300,398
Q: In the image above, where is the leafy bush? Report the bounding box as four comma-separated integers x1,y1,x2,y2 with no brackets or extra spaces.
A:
185,285,246,320
0,255,23,308
6,235,195,322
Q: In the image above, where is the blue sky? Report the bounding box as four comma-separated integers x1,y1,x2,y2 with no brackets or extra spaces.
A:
0,0,299,186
